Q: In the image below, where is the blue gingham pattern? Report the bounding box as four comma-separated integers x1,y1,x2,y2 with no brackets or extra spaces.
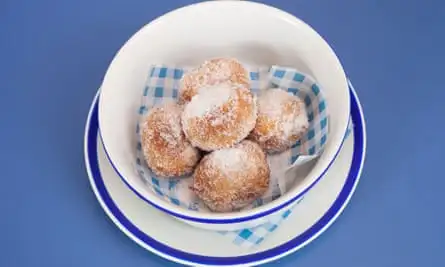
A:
135,65,352,248
219,196,305,248
220,119,353,248
135,64,329,209
267,66,329,163
134,64,332,247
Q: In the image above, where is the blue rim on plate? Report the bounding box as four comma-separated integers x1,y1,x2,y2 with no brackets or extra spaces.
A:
85,80,366,266
98,96,351,225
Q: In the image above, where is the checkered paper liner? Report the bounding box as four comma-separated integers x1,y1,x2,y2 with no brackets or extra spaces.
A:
219,120,353,248
134,64,329,247
135,65,329,209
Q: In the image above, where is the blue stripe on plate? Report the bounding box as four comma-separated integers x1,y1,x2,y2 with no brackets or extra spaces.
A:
97,97,352,223
86,81,366,265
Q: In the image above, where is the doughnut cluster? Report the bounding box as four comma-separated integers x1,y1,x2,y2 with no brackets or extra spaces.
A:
140,58,309,212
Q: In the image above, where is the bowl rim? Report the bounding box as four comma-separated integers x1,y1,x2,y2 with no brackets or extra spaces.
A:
85,80,366,266
99,123,349,223
97,0,350,223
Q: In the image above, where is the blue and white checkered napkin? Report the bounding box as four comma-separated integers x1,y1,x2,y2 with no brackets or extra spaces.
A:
134,64,339,248
219,121,353,248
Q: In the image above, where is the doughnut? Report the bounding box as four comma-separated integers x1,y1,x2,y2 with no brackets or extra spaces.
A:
181,82,257,151
140,103,201,177
249,88,309,153
179,58,250,104
192,140,270,212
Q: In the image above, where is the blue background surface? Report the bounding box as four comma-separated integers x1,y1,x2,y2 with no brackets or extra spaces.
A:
1,0,444,266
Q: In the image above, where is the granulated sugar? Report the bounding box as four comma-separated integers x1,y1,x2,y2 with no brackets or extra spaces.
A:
210,147,251,177
183,83,234,118
258,89,308,139
178,58,250,104
192,140,270,212
186,58,248,87
181,84,257,151
140,103,201,177
258,89,294,117
150,104,183,148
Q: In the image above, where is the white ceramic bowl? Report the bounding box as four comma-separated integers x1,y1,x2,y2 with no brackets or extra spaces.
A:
98,1,350,231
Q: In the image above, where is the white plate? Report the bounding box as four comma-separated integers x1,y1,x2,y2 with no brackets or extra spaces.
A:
84,81,366,266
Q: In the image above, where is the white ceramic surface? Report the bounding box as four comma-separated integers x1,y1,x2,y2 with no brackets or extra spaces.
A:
86,81,365,266
97,0,350,226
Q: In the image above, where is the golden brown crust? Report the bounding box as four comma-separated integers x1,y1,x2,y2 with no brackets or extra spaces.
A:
192,140,270,212
179,58,250,104
140,103,201,177
249,90,308,153
182,84,257,151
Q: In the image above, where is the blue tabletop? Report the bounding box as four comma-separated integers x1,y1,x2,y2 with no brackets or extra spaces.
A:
2,0,444,266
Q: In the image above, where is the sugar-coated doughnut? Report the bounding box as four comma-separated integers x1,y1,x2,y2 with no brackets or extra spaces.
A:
181,82,257,151
249,88,309,153
141,103,201,177
192,140,270,212
179,58,250,104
